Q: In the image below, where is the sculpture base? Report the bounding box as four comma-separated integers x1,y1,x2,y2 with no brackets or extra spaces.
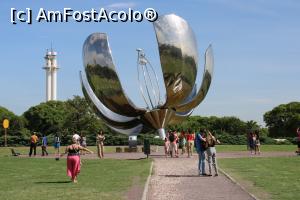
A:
158,128,166,140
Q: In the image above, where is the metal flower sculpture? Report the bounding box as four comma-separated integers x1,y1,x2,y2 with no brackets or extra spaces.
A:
80,14,214,139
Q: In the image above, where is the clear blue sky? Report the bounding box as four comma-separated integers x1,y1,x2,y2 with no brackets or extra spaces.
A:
0,0,299,126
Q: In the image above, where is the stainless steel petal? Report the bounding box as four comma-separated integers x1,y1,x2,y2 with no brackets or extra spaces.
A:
169,109,194,125
83,33,145,117
106,124,144,136
141,109,175,130
80,71,142,130
153,14,198,107
179,83,197,105
175,45,214,112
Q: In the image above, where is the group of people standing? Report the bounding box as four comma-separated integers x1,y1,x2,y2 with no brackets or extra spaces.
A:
28,131,105,158
28,130,106,183
164,129,195,158
164,129,220,177
247,131,261,155
28,132,61,157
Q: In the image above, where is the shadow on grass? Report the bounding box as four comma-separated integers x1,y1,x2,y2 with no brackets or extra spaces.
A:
34,180,72,184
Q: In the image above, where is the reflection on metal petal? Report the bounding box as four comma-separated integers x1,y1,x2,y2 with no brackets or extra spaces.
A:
178,83,197,106
175,45,214,113
141,109,175,130
154,14,198,107
83,33,145,117
80,71,142,130
169,109,194,125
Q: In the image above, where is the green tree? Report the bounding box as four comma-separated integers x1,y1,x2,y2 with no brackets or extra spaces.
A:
245,120,260,132
213,116,247,135
169,115,249,135
23,101,70,135
264,102,300,137
0,106,24,134
63,96,107,143
0,106,30,145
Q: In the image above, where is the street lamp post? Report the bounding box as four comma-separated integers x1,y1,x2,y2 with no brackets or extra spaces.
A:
2,119,9,147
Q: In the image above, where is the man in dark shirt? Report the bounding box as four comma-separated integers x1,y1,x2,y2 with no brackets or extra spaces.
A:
195,130,207,176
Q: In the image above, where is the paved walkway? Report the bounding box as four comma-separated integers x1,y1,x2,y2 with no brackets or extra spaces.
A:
147,156,255,200
145,150,294,200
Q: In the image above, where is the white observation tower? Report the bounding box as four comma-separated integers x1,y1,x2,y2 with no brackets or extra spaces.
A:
43,48,59,101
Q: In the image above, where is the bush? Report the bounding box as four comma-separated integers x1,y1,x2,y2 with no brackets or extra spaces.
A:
0,135,29,146
285,137,297,145
216,133,246,145
259,136,276,145
138,134,164,146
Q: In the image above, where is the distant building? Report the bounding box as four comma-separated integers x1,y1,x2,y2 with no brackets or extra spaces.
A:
43,48,59,101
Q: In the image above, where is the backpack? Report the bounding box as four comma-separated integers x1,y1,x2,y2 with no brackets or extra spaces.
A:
54,136,60,143
201,138,208,150
169,133,175,142
206,135,216,147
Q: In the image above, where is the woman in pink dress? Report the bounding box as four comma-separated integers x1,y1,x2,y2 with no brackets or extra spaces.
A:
61,135,93,183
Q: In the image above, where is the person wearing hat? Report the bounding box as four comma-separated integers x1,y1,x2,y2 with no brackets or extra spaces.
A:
60,135,93,183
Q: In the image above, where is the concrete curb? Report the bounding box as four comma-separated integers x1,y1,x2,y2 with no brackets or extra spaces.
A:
218,167,259,200
142,161,154,200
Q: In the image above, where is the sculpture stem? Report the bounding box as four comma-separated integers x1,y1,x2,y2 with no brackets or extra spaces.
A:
157,128,166,140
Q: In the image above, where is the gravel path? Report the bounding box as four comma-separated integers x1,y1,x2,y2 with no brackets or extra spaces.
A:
147,156,255,200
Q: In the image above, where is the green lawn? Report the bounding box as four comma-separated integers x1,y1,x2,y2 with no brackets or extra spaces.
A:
218,157,300,200
0,157,151,200
217,145,295,152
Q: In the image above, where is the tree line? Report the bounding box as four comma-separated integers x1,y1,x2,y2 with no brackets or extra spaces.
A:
0,96,299,146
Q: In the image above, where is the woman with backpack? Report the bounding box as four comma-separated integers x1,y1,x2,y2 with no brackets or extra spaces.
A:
206,130,220,176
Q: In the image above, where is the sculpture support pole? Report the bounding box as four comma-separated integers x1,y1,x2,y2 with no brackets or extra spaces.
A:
158,128,166,140
4,128,7,147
